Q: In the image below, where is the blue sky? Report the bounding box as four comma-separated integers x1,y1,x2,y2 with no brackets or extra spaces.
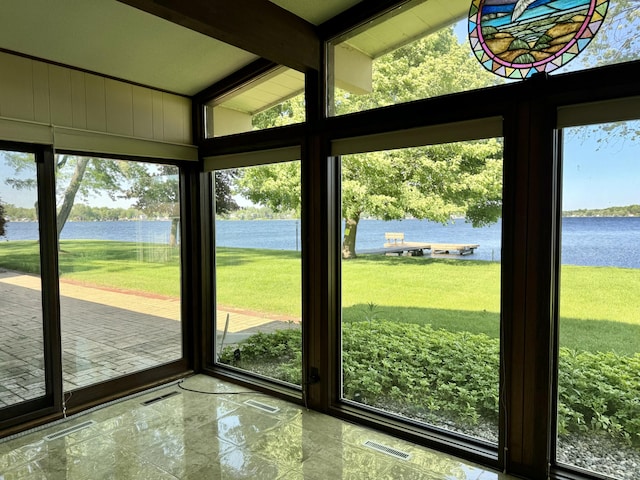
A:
562,124,640,210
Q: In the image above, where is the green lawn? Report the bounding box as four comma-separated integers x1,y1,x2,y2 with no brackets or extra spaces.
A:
1,240,639,355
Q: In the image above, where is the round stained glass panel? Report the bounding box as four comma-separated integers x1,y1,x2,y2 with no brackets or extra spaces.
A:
469,0,609,78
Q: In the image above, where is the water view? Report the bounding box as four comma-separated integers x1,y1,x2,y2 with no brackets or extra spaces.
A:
4,216,640,268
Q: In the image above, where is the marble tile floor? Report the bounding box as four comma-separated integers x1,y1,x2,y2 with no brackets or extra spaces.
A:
0,375,517,479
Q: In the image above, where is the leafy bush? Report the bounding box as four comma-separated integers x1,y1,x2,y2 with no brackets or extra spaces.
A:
221,321,640,444
219,328,302,385
558,348,640,444
342,321,499,426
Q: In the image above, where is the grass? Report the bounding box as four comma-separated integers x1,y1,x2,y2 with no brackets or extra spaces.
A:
1,240,639,355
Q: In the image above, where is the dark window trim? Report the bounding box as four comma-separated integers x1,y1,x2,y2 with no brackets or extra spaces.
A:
191,59,640,480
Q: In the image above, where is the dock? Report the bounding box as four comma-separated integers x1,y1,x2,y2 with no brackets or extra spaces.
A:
361,232,479,257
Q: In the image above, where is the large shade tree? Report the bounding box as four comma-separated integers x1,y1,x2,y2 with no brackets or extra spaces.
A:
243,26,503,258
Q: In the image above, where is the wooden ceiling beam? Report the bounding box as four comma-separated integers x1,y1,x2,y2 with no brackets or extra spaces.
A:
118,0,320,72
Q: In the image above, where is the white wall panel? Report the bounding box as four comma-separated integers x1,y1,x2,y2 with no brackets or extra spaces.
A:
162,93,187,144
0,53,34,120
0,52,194,156
32,61,51,124
152,90,164,140
132,85,154,139
105,78,134,136
70,70,87,130
48,65,73,127
85,74,107,132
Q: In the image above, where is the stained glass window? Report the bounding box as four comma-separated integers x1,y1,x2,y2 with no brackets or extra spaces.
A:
469,0,609,78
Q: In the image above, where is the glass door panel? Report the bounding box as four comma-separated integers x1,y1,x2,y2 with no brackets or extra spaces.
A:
213,162,302,386
340,139,503,443
0,149,45,407
55,155,182,391
557,120,640,479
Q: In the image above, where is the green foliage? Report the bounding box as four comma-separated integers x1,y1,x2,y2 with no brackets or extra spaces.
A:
1,204,38,221
558,348,640,444
0,198,6,237
235,162,302,215
342,321,500,426
564,204,640,217
226,321,640,444
125,164,180,219
220,205,297,220
219,328,302,384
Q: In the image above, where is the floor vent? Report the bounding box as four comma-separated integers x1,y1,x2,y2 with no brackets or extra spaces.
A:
244,399,280,413
141,391,180,406
363,440,411,460
43,420,96,441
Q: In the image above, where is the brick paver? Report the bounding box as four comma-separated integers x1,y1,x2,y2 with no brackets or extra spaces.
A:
0,269,299,407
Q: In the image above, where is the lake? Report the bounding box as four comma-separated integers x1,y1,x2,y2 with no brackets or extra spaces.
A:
3,217,640,268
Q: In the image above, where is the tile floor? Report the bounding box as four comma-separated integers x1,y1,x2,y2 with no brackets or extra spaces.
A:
0,375,516,479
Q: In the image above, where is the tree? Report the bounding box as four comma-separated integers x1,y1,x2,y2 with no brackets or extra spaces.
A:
214,170,239,215
4,153,132,242
125,165,181,246
0,198,6,238
242,27,504,258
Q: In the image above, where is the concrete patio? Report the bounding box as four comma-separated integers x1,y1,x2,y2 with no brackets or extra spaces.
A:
0,269,299,408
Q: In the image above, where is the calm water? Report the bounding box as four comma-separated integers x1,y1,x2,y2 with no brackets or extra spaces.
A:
4,217,640,268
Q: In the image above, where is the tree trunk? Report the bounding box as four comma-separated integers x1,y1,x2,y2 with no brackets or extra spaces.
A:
169,217,179,247
56,157,89,240
342,216,360,259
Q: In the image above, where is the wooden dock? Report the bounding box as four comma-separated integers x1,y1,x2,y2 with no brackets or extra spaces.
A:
361,232,479,257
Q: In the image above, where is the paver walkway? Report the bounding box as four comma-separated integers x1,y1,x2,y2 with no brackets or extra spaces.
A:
0,269,299,407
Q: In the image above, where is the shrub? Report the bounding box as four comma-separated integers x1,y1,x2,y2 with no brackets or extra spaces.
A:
221,320,640,444
219,328,302,385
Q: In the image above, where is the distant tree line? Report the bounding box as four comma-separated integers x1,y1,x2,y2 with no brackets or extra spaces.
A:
2,203,144,222
220,205,297,220
563,205,640,217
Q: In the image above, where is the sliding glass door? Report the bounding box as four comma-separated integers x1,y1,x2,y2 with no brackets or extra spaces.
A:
0,148,46,408
55,155,183,392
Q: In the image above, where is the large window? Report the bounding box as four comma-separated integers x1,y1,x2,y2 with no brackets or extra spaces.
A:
211,157,302,386
337,130,503,443
0,149,45,407
556,119,640,479
55,155,182,391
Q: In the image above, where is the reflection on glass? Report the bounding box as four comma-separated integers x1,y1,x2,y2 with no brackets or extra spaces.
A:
557,120,640,479
55,156,182,391
213,162,302,386
0,150,45,406
340,139,503,443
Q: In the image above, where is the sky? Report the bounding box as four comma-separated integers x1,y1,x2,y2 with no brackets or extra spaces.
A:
562,124,640,210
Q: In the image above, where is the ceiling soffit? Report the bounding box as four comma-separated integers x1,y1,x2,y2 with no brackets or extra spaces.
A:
343,0,470,59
